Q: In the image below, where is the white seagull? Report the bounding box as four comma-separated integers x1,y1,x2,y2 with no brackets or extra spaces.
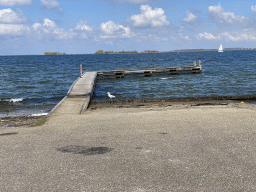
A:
107,92,115,99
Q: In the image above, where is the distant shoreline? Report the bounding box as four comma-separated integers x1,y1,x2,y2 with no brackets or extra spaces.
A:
93,48,256,55
2,48,256,56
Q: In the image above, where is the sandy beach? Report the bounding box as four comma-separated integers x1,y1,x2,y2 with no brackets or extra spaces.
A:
1,101,256,191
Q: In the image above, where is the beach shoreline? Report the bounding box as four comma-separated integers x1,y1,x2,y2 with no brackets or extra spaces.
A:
1,97,255,128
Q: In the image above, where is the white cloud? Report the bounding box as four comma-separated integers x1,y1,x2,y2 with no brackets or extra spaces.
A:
208,3,250,27
182,11,198,24
53,28,75,39
101,21,133,38
130,5,169,27
74,21,93,39
32,23,41,30
196,29,256,42
0,0,32,6
0,8,29,24
220,29,256,42
251,5,256,13
0,24,30,35
39,0,62,14
42,18,56,28
75,21,92,31
33,18,75,39
180,35,191,41
196,32,220,40
103,0,159,4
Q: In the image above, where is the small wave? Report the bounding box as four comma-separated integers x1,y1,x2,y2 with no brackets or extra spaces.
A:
10,98,23,102
30,113,48,117
160,77,172,80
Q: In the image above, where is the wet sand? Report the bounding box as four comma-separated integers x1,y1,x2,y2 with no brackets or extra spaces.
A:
0,115,46,128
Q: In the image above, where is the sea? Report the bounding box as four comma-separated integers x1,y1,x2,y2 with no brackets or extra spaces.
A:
0,50,255,117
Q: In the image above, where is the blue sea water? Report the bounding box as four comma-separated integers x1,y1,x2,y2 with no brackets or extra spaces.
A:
0,50,255,117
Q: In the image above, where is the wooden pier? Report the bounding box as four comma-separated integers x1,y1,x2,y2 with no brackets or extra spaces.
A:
50,61,202,115
97,60,201,78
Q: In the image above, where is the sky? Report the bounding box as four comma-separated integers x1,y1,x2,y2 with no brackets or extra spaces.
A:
1,0,256,55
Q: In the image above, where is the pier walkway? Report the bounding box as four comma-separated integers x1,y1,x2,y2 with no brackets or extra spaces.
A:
50,61,202,115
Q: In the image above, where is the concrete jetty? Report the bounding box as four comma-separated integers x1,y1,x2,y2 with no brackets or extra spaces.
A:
68,71,97,97
49,71,97,116
49,61,202,115
68,71,97,114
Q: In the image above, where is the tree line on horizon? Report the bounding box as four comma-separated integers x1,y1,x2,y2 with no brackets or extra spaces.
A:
44,52,67,55
94,50,160,54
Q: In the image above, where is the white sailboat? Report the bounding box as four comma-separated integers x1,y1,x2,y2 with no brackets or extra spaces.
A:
218,44,223,52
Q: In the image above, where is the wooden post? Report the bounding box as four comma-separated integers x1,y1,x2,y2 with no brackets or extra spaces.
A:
80,64,82,77
193,61,196,68
198,60,201,67
115,72,125,78
144,71,152,77
169,69,177,75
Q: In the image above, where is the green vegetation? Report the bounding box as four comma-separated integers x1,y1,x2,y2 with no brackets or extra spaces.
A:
141,50,160,53
115,50,138,54
94,50,105,54
94,47,256,55
30,119,47,127
44,52,67,55
94,50,145,54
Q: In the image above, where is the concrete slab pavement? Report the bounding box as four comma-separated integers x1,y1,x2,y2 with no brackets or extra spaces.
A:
1,104,256,191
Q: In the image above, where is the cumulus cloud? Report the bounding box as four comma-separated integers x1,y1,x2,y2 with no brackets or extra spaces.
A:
74,21,93,39
103,0,159,4
33,18,75,39
220,29,256,42
0,0,32,6
32,19,96,40
251,5,256,13
208,3,250,27
100,21,133,38
196,32,220,40
130,5,170,27
75,21,92,31
0,8,29,24
33,18,56,33
182,11,199,24
196,29,256,42
39,0,62,14
179,34,191,41
0,24,30,35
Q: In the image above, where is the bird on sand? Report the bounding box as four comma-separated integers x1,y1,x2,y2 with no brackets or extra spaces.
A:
107,92,115,99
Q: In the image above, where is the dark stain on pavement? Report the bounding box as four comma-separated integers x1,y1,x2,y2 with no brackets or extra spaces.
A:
0,132,18,136
56,145,113,155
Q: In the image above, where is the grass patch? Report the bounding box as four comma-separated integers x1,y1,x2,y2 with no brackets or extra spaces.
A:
30,119,47,127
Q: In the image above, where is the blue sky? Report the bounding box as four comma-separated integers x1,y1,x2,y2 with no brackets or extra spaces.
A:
1,0,256,55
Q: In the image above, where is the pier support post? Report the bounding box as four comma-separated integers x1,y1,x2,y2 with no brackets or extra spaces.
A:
193,61,196,68
169,69,177,75
115,72,125,78
144,71,152,77
192,60,201,73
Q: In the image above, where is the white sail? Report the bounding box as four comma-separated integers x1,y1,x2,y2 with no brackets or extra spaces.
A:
218,44,223,52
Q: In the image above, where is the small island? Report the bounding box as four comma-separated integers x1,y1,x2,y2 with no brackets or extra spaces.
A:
44,52,67,55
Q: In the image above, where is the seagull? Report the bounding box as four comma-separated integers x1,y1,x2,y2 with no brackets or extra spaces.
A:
107,92,115,99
